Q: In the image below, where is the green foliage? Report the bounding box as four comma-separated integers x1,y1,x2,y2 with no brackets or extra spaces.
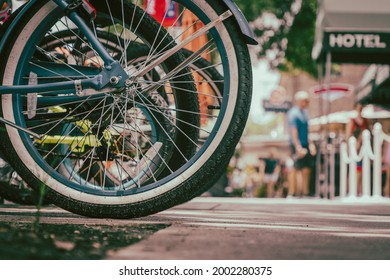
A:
236,0,318,77
282,0,318,77
236,0,293,21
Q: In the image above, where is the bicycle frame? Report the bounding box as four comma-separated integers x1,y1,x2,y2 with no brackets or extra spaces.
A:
0,0,128,96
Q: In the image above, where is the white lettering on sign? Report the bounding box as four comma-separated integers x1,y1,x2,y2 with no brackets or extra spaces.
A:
329,33,387,48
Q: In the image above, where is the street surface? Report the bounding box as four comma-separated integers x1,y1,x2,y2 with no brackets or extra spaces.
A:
1,197,390,259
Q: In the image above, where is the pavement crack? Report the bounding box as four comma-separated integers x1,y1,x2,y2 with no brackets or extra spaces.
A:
208,203,221,211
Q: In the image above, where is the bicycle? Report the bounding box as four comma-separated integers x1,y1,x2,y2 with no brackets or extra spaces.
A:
0,0,255,218
0,28,225,205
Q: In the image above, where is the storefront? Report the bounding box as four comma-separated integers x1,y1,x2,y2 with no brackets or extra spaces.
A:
312,0,390,198
356,65,390,109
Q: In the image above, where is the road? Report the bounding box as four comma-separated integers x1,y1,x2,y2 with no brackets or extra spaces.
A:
1,197,390,259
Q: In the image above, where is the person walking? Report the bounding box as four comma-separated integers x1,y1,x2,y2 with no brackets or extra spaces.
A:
287,91,316,197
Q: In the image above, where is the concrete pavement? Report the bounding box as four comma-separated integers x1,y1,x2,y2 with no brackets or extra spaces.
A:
1,197,390,259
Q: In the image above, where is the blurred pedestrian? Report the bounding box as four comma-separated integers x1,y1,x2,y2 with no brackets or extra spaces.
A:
383,141,390,197
285,156,296,197
260,150,280,198
245,165,261,197
287,91,316,197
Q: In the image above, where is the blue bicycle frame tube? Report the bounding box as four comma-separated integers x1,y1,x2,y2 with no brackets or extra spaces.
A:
0,76,101,95
0,0,128,95
52,0,115,66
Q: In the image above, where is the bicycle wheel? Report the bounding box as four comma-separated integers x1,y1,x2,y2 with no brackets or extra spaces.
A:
0,26,181,206
36,28,177,188
0,0,252,218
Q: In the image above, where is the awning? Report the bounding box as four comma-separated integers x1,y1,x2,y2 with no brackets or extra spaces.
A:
356,65,390,107
312,0,390,64
309,105,390,132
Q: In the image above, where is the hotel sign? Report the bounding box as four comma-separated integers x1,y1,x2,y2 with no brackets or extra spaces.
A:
325,32,390,51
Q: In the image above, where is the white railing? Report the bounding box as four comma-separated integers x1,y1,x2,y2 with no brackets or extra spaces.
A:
339,122,389,201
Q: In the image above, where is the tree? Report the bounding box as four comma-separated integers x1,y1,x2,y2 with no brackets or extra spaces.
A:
281,0,318,77
236,0,318,77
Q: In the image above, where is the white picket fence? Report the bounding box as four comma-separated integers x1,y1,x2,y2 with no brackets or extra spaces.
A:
339,122,389,201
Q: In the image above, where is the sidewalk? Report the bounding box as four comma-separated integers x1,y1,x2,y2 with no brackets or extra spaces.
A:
1,197,390,259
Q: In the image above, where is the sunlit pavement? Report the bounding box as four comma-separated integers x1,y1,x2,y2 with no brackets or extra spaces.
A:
1,197,390,259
